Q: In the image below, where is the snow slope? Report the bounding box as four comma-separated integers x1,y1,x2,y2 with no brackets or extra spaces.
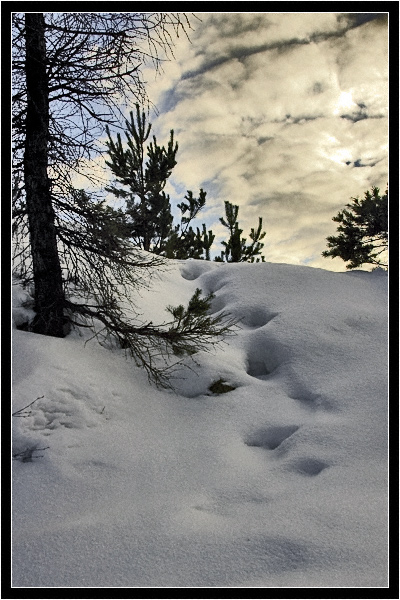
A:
12,260,388,588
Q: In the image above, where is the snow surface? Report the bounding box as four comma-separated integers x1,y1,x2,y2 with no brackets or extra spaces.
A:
12,259,388,588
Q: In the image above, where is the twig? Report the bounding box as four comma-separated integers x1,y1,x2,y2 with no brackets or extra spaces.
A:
12,395,44,417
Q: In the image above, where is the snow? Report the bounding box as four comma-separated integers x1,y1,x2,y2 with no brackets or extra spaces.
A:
12,259,388,588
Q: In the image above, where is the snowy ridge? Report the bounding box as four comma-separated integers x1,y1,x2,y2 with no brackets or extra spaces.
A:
12,260,388,588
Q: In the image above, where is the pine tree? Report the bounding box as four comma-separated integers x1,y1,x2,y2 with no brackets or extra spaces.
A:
105,105,177,252
198,224,215,261
106,108,214,259
322,186,388,269
216,201,266,262
164,190,215,259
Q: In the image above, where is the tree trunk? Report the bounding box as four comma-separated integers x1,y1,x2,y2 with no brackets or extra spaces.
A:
24,13,66,337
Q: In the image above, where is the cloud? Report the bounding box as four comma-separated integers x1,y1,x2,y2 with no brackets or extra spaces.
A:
140,13,388,270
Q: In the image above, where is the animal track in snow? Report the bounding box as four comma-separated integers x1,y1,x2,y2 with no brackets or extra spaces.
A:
287,457,329,476
240,308,278,329
246,351,281,379
245,330,283,380
244,426,330,477
20,389,101,434
208,295,226,315
246,359,273,379
244,425,299,450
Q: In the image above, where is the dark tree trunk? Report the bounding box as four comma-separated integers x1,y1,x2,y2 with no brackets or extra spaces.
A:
24,13,66,337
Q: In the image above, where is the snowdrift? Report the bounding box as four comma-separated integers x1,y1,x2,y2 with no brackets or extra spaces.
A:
12,260,388,588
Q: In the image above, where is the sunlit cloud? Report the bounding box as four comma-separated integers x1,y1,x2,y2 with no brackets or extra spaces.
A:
334,90,357,114
105,12,388,271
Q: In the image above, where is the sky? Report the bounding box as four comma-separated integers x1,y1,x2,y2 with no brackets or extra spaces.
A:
140,11,389,269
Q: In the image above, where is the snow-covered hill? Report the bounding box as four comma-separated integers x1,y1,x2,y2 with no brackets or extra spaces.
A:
12,260,388,588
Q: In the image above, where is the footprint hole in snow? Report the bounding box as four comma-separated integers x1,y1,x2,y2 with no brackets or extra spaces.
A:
245,425,299,450
246,341,282,379
246,357,281,379
180,268,198,281
208,295,226,315
289,457,329,476
208,278,230,292
246,359,271,378
241,308,279,329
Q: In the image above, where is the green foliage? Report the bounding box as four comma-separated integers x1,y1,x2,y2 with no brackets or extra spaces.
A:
322,186,388,269
217,201,266,262
105,106,214,259
166,288,225,356
163,190,215,259
74,285,237,387
105,109,268,264
198,224,215,261
105,105,177,252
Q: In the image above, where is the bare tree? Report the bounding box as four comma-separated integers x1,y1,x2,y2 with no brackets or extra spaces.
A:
13,13,192,179
12,12,235,385
22,13,65,335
